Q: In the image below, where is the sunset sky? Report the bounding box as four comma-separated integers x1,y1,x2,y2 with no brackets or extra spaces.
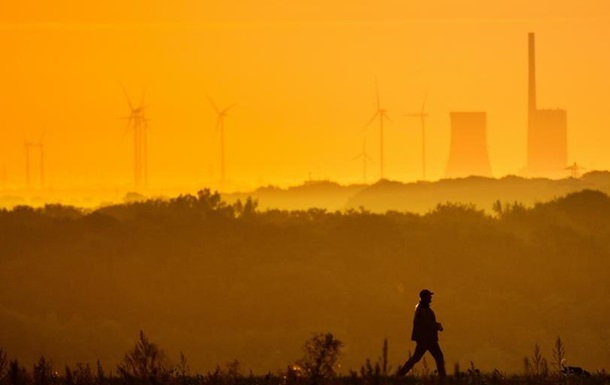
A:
2,1,610,192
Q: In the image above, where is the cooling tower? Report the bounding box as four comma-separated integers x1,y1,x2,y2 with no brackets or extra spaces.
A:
445,112,492,179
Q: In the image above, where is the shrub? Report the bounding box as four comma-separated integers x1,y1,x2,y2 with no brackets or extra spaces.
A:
297,333,343,385
117,331,172,385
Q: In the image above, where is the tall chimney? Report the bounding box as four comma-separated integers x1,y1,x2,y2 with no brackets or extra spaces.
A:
528,32,536,115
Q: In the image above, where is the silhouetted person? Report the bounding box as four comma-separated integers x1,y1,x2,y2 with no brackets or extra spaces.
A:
397,289,446,379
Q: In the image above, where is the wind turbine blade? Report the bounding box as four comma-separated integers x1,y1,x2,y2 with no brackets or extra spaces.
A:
351,153,364,161
39,129,45,144
421,90,429,113
205,92,220,114
364,111,379,130
120,82,134,111
214,117,222,137
222,104,237,114
375,77,380,110
122,116,133,140
139,86,147,109
383,112,392,123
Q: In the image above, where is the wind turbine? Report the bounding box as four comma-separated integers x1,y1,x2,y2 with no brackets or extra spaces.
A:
206,94,235,186
364,79,391,180
121,86,149,189
24,131,44,190
352,138,373,184
405,93,429,180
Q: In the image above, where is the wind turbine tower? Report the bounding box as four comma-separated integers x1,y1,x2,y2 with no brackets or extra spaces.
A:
405,94,429,180
122,87,149,189
24,135,44,190
352,138,373,184
207,94,235,186
365,79,390,180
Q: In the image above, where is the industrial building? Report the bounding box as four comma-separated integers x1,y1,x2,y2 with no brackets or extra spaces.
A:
525,33,568,177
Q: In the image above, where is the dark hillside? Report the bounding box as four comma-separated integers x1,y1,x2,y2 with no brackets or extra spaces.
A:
0,190,608,374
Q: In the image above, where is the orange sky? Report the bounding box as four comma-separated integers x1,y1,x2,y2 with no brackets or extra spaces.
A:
1,1,610,192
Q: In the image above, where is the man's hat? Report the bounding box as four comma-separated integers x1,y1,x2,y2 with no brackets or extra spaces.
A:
419,289,434,298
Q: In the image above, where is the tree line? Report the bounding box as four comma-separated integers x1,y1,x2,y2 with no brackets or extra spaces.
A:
0,189,609,373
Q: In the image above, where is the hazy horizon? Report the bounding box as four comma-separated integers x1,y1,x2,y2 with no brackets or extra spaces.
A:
2,1,610,191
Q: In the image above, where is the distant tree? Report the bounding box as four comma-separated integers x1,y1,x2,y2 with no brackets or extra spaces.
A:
8,360,29,385
124,192,147,204
359,338,390,382
530,344,549,379
297,333,343,385
196,189,226,213
379,338,389,377
32,356,55,385
70,363,93,385
499,201,528,220
41,204,82,220
64,367,73,385
239,197,258,218
95,361,105,385
223,360,242,379
359,358,380,380
215,360,243,385
552,337,566,375
492,200,503,217
117,331,171,385
426,202,488,224
0,348,8,383
523,357,532,377
175,353,190,385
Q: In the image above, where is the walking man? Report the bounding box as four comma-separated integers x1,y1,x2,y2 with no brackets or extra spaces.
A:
397,289,446,379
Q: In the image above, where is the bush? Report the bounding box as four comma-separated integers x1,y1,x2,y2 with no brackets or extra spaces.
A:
297,333,343,385
117,331,172,385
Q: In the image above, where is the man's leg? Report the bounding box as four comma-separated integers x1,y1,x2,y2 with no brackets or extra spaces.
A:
428,342,446,378
397,343,427,376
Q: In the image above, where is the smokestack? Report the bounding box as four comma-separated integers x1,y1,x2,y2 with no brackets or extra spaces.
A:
528,32,536,115
525,32,568,178
445,112,492,179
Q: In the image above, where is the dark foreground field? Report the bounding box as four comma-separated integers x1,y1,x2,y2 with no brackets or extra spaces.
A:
2,365,609,385
1,332,608,385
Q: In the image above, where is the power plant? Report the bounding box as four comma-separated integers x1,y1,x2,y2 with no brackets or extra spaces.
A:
525,32,568,178
443,33,567,180
445,111,492,178
9,32,577,191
